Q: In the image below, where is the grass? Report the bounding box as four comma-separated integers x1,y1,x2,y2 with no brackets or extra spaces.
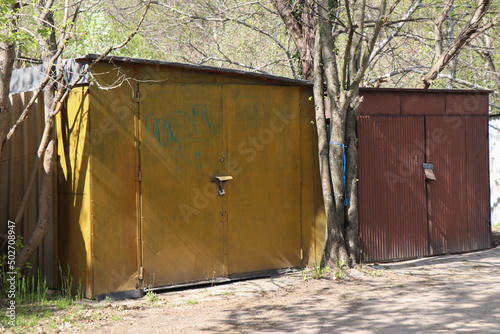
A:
492,225,500,247
301,263,331,280
0,260,85,332
146,290,158,303
0,300,80,332
334,260,346,280
205,271,217,296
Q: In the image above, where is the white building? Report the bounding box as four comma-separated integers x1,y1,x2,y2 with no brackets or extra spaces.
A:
490,114,500,226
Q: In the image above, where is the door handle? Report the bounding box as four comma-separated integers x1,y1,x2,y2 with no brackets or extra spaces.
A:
211,175,233,195
423,163,436,181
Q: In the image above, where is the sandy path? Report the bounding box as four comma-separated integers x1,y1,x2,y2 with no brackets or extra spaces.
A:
52,247,500,334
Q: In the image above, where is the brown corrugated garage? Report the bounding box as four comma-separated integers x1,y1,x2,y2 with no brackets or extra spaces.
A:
357,88,491,262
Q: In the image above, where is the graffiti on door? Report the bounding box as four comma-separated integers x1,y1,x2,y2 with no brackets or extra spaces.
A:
144,104,213,151
143,104,217,175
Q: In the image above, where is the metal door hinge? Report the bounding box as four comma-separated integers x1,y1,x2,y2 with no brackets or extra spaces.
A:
300,248,304,260
133,91,140,103
138,266,144,280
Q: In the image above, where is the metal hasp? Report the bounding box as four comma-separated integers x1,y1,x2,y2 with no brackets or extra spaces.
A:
211,175,233,195
423,163,436,180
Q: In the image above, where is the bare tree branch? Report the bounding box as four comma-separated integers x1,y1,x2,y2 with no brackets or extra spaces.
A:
198,56,291,74
434,0,454,62
477,49,500,91
364,66,427,86
342,0,356,89
15,0,152,269
369,0,423,63
419,0,493,89
369,66,499,102
148,0,297,77
2,1,81,149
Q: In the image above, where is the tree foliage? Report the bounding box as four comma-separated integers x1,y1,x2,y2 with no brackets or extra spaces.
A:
0,0,150,271
1,0,498,272
119,0,298,77
365,0,500,108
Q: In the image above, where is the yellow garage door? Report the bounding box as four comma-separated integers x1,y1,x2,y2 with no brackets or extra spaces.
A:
140,83,226,287
224,85,302,275
140,83,302,287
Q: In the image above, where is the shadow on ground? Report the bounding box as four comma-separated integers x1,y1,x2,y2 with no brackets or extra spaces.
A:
201,247,500,333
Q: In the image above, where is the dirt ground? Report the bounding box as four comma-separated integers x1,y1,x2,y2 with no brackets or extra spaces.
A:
31,244,500,334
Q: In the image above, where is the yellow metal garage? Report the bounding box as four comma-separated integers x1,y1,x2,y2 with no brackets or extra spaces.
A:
56,55,325,298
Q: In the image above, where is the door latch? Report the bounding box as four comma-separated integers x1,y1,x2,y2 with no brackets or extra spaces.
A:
423,163,436,180
211,175,233,196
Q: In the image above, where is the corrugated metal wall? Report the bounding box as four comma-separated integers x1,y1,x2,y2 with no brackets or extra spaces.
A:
0,92,55,285
465,116,491,250
358,116,428,261
491,115,500,226
88,64,139,297
358,89,491,262
56,87,92,296
426,116,468,255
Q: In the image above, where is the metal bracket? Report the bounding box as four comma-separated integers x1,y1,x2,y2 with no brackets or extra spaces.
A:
211,175,233,183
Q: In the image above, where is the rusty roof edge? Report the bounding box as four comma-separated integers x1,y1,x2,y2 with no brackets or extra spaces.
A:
76,54,313,87
360,87,494,94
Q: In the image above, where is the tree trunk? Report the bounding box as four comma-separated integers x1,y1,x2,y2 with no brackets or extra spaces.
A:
0,3,18,161
272,0,315,80
327,94,349,267
312,29,335,267
0,42,15,162
315,0,387,268
345,98,361,265
16,6,58,270
16,81,56,270
434,0,454,64
12,0,151,270
315,0,350,268
16,131,55,269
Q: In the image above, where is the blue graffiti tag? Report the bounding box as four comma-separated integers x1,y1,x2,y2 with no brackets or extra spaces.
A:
144,104,212,151
192,104,211,133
